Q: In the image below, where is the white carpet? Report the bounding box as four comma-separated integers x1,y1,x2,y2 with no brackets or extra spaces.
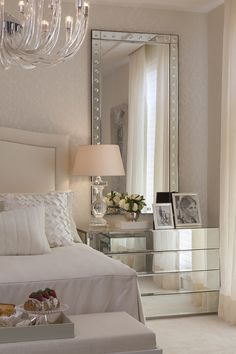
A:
147,315,236,354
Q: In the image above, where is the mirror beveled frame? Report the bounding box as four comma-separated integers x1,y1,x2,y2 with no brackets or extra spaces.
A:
91,29,179,193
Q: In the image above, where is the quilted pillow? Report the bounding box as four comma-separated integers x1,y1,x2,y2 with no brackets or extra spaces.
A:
0,191,81,247
0,205,51,255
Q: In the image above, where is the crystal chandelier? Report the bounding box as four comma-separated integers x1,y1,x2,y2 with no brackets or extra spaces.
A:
0,0,89,69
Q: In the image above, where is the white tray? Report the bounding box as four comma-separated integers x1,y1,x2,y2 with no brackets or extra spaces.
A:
0,313,74,343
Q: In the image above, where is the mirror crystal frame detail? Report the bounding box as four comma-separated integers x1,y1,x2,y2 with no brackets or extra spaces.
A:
92,30,179,192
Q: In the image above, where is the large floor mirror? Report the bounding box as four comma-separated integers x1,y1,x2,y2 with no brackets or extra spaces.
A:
92,30,179,212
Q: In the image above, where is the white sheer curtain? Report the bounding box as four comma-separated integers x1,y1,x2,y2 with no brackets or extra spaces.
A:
151,45,169,194
126,46,147,197
126,44,169,209
218,0,236,324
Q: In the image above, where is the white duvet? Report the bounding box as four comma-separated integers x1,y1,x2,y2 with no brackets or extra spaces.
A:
0,244,144,322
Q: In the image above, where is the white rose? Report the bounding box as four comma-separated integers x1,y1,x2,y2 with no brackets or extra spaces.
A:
107,200,113,207
124,203,130,211
119,199,126,209
132,203,138,211
113,196,121,205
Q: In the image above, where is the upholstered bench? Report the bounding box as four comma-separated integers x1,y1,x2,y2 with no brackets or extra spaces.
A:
0,312,162,354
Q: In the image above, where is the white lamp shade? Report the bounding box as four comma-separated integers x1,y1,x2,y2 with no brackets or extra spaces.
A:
72,144,125,177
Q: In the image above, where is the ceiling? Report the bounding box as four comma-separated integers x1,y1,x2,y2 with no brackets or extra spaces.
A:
89,0,224,13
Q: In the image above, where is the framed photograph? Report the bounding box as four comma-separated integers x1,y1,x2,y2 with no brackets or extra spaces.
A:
172,193,202,228
153,203,174,229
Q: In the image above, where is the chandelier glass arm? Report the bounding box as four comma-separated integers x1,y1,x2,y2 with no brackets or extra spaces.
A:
0,0,89,69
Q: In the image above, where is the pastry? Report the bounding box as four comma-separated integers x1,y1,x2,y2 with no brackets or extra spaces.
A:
24,288,60,312
0,303,16,317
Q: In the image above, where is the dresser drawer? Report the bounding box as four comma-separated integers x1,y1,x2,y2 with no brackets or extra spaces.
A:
138,270,220,295
110,249,219,273
142,291,219,318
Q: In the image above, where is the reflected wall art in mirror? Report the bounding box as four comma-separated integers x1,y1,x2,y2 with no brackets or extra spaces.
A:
91,30,179,212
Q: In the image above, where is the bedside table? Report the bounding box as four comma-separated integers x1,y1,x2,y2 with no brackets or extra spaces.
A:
77,226,220,319
78,225,152,273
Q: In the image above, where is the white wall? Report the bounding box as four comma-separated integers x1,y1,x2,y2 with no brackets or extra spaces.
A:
0,4,214,226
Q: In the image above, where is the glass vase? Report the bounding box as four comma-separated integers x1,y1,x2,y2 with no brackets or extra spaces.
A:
124,212,140,222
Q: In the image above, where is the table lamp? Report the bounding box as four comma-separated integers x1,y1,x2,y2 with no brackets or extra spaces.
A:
72,144,125,226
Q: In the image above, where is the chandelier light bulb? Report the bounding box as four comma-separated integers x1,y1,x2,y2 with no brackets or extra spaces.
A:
77,0,82,8
41,20,49,33
84,2,89,16
0,0,89,69
18,1,25,14
65,16,73,30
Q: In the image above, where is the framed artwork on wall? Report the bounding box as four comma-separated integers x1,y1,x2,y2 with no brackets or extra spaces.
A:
172,193,202,228
153,203,174,229
109,104,128,193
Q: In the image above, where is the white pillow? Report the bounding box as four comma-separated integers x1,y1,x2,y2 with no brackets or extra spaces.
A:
0,205,51,255
0,191,81,247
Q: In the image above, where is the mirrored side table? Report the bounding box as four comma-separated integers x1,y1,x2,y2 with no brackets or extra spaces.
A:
77,226,220,319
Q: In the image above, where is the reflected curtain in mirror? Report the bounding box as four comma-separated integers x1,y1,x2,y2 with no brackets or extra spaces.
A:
127,44,169,209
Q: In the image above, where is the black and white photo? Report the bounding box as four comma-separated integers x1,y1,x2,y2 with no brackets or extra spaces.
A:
153,203,174,229
172,193,202,227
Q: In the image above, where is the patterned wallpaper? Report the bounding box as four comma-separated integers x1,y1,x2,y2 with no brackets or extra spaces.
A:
0,4,222,226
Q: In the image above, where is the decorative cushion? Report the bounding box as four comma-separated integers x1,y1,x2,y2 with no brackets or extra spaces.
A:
0,205,51,255
0,191,81,247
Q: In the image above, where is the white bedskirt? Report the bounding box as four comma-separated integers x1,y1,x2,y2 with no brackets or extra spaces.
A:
0,244,144,322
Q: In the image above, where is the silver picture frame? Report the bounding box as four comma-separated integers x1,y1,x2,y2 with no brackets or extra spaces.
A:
172,193,202,228
153,203,174,229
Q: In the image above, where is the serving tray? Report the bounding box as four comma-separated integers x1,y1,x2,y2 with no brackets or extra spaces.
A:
0,313,74,343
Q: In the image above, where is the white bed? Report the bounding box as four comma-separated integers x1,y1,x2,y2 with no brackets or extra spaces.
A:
0,127,144,322
0,244,143,320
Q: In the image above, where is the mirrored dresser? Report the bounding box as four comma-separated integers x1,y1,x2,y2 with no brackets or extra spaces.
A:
78,226,220,319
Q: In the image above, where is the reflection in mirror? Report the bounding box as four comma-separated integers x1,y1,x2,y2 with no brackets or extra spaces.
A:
92,31,179,212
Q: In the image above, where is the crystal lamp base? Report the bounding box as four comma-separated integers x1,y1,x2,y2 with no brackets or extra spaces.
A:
90,176,108,226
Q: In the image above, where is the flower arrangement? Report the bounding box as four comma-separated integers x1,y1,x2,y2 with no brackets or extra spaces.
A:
105,191,126,213
119,194,146,213
105,191,146,215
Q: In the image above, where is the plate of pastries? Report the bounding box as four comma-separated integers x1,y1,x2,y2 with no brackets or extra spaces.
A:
19,288,68,314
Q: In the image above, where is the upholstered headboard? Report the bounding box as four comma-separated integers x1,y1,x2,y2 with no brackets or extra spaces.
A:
0,127,69,193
